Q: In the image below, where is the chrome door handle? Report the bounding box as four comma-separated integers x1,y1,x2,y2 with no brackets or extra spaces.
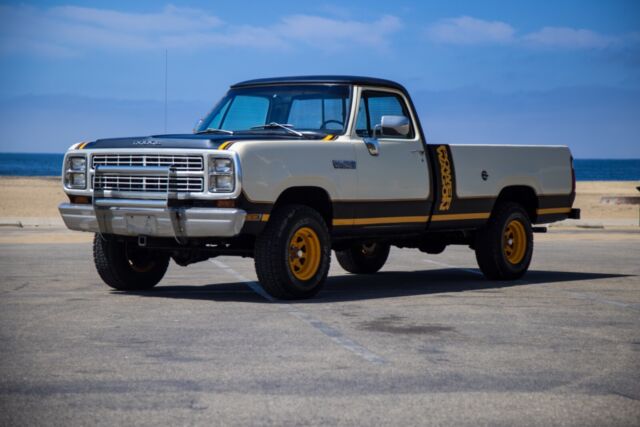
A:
363,138,380,156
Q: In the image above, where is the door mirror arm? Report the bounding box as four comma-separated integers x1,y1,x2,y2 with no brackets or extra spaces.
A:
372,124,382,139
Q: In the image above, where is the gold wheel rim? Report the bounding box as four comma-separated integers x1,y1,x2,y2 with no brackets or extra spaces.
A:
503,219,527,264
288,227,321,281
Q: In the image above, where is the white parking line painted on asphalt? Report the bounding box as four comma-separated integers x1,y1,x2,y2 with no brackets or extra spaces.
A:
210,259,388,365
570,291,640,311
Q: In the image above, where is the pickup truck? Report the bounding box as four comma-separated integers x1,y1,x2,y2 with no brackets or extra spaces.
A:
59,75,580,299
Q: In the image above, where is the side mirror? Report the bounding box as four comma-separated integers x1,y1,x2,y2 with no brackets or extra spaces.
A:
374,115,410,137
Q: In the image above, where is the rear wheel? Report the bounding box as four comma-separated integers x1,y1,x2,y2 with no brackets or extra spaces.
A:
254,205,331,299
93,234,169,291
335,242,390,274
474,202,533,280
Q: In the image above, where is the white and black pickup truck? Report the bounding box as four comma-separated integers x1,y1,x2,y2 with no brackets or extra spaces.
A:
59,75,580,299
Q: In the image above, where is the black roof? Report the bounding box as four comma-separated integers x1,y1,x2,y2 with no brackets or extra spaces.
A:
231,75,408,93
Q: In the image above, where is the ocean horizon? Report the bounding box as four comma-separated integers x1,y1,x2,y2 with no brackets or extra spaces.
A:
0,152,639,181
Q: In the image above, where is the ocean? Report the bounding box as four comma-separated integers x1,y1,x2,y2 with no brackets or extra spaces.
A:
0,152,639,181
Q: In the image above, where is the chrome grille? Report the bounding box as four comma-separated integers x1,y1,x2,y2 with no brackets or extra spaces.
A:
93,175,204,193
92,154,203,171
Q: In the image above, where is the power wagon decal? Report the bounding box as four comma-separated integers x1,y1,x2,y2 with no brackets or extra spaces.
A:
436,145,453,211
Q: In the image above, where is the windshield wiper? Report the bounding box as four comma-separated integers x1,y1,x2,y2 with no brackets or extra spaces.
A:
195,128,234,135
250,122,303,137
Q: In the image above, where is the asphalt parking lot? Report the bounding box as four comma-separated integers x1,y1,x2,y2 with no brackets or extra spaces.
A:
1,230,639,426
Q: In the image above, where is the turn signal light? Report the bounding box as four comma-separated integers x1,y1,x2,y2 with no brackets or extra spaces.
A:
69,195,91,204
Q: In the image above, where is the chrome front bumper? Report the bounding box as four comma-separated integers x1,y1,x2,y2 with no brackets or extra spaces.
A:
59,202,246,238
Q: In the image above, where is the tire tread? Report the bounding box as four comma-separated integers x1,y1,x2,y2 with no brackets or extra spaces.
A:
336,243,390,274
254,205,330,300
93,234,168,291
475,202,533,280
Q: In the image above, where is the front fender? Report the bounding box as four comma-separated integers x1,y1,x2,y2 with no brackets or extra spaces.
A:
233,140,357,203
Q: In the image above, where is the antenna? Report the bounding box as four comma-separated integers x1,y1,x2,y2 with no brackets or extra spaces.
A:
164,48,168,133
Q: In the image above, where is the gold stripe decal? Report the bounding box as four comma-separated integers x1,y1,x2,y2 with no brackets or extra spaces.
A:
430,212,490,221
78,142,89,149
333,212,493,226
333,216,429,226
248,208,570,226
219,141,233,150
537,207,571,215
322,134,334,141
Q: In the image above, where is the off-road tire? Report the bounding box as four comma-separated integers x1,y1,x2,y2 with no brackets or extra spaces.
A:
254,205,331,300
474,202,533,280
335,242,390,274
93,234,169,291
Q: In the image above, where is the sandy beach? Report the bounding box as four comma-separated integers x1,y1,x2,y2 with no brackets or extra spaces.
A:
0,177,638,243
0,176,638,222
0,177,64,219
571,181,639,222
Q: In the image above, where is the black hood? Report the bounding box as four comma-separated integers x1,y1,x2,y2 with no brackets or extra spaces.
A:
83,133,308,150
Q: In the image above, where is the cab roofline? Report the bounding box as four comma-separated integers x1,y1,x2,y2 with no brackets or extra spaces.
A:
231,75,409,94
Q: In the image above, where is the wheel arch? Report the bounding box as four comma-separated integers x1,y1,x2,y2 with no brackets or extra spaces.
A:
272,186,333,228
493,186,539,222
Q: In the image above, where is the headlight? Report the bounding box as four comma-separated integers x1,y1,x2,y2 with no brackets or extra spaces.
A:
213,158,233,174
208,156,235,192
64,155,87,189
214,175,234,191
69,157,86,171
68,173,86,188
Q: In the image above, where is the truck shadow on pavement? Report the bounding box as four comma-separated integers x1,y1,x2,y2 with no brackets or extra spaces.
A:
118,269,632,303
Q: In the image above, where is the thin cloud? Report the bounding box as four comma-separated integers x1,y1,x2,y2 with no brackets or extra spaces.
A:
425,16,515,45
425,16,636,50
277,14,401,50
523,27,617,49
0,4,402,57
50,4,224,33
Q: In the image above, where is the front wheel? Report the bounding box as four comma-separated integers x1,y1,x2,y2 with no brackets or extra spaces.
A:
474,202,533,280
335,242,390,274
93,234,169,291
254,205,331,300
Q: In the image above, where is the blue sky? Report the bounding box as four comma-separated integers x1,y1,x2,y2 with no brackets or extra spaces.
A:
0,0,639,157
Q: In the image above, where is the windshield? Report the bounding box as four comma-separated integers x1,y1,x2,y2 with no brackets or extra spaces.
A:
196,84,352,135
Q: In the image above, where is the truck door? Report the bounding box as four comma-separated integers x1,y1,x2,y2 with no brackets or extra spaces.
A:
351,88,431,228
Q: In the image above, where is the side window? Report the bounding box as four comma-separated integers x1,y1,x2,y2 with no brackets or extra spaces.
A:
355,91,413,138
221,95,269,130
355,101,369,136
